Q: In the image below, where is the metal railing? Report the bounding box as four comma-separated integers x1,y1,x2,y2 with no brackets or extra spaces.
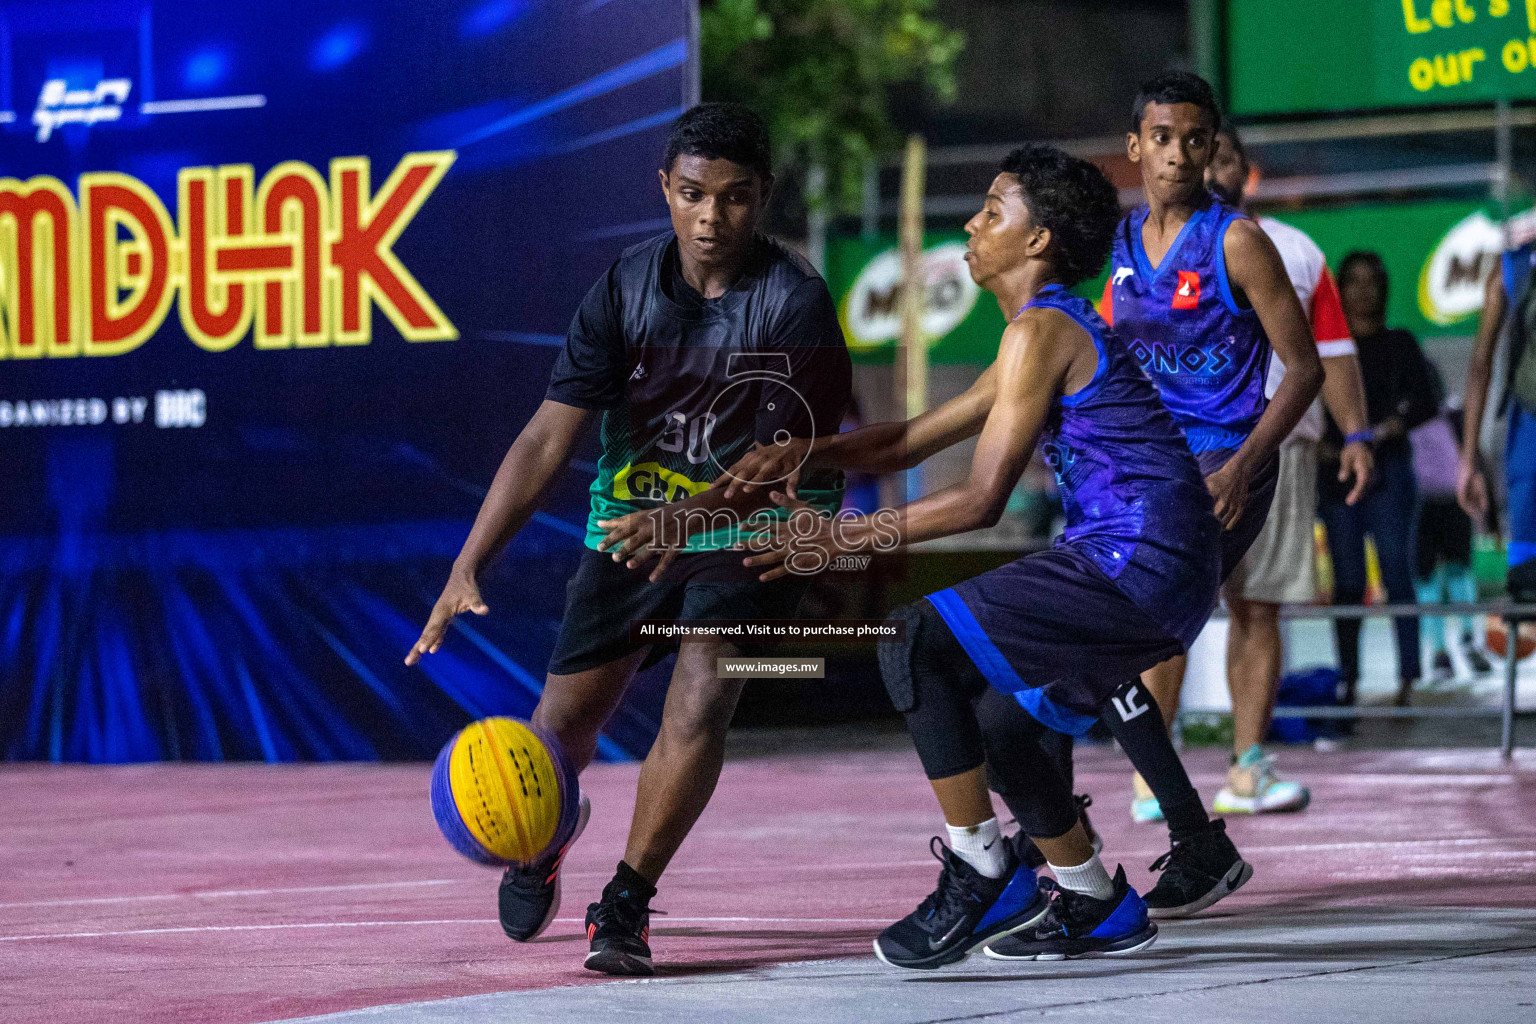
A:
1196,601,1536,761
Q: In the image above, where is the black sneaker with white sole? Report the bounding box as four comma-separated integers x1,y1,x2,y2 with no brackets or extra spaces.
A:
1142,818,1253,919
583,871,656,976
873,836,1047,971
497,792,590,941
983,866,1157,961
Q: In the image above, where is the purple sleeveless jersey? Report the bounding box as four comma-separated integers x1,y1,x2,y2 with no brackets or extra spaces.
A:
1023,284,1220,646
1106,195,1271,454
925,286,1224,731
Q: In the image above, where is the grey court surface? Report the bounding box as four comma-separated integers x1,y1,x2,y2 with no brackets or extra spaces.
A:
276,907,1536,1024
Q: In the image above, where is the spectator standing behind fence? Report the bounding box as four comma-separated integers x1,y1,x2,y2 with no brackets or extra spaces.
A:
1320,252,1440,707
1460,226,1536,606
1412,382,1493,681
1203,128,1371,815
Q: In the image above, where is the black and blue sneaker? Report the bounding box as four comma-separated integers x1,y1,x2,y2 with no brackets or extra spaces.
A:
873,836,1049,970
983,865,1157,961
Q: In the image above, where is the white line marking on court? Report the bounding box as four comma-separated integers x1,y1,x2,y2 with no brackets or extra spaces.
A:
1329,774,1517,785
560,861,936,879
0,916,889,943
192,880,459,900
0,919,496,942
139,94,266,115
0,879,459,911
5,836,1527,917
1224,836,1524,855
568,836,1531,875
553,917,890,924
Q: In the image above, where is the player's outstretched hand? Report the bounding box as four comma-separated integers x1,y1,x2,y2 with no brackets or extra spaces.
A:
595,507,679,582
739,492,834,582
406,572,488,665
1204,460,1251,531
711,438,810,500
1338,440,1374,506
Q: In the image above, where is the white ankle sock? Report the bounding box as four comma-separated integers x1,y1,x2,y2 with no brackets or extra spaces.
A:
1048,854,1115,901
946,817,1007,878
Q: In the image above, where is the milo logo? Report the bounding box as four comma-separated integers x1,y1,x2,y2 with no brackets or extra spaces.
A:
1419,209,1505,326
841,242,980,350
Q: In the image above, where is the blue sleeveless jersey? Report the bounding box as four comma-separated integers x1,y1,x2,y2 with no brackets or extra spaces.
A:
1026,285,1221,646
1106,196,1271,454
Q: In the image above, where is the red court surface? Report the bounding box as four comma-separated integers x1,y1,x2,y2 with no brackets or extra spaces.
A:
3,744,1534,1024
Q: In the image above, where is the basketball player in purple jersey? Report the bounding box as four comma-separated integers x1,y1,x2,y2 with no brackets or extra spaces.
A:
975,73,1344,922
1106,72,1326,577
1086,72,1342,908
620,146,1229,966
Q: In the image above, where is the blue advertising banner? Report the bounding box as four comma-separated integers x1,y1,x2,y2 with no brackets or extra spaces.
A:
0,0,692,761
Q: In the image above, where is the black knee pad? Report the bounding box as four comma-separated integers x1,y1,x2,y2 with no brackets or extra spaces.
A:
878,602,929,713
975,688,1047,800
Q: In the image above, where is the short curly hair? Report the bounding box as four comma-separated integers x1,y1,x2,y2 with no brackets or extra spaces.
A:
664,103,772,180
998,145,1122,286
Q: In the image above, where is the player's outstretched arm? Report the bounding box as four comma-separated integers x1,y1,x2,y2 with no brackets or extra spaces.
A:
891,311,1083,545
406,400,592,665
1216,218,1325,526
1460,266,1505,522
594,481,794,582
715,362,1000,499
741,309,1087,580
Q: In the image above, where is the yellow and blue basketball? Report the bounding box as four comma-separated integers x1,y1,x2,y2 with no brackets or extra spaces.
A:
429,717,580,868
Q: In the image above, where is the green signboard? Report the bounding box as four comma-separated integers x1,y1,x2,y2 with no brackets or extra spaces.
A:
825,197,1508,367
1227,0,1536,115
826,232,1113,365
826,232,1008,364
1268,198,1503,338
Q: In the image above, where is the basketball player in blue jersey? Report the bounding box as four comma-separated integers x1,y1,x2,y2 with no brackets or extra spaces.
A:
1085,72,1357,906
965,73,1348,924
638,145,1228,967
1107,72,1332,590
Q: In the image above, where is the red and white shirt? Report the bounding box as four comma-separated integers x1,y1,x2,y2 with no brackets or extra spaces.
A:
1259,216,1355,444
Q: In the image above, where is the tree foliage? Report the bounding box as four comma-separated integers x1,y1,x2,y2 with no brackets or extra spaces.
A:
700,0,964,213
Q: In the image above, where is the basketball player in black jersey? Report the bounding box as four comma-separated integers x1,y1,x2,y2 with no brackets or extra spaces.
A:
407,104,851,976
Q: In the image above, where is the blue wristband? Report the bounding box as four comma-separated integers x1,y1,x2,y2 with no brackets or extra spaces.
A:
1344,429,1375,446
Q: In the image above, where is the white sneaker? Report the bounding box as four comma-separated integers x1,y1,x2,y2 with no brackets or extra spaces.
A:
1213,747,1309,814
1131,772,1164,823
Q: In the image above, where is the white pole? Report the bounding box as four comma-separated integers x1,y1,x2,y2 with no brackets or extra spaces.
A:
899,135,928,503
806,160,827,276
